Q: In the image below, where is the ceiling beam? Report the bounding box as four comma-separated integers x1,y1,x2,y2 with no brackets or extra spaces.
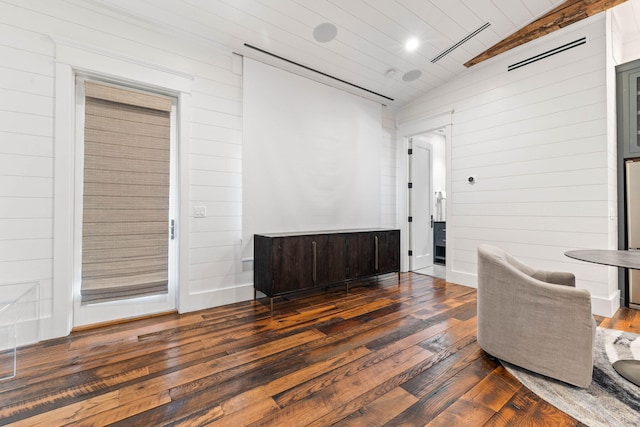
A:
464,0,627,68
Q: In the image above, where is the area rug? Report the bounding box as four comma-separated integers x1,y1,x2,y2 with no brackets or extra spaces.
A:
502,327,640,427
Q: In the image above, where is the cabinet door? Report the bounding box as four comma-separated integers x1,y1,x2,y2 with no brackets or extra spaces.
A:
271,236,314,294
348,233,375,279
374,230,400,274
629,70,640,156
315,234,348,286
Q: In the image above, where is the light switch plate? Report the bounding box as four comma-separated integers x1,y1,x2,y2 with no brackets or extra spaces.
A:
194,206,206,218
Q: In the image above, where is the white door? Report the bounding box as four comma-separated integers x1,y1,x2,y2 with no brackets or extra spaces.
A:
73,78,178,327
410,138,433,271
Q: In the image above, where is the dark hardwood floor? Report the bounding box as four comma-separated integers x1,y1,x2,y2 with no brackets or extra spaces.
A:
0,273,636,426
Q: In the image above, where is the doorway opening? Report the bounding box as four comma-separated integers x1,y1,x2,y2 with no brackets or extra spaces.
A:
408,129,447,279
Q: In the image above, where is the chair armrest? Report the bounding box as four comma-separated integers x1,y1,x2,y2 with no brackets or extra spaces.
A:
531,270,576,287
504,253,576,287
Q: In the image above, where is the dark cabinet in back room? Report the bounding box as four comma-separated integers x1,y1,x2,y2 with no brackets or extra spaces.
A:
254,229,400,311
434,221,446,265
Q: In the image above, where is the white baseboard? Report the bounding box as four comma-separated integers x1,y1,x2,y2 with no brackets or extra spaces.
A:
447,270,477,289
180,283,255,313
591,290,621,318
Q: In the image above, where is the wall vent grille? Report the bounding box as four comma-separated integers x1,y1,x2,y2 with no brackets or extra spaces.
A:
507,37,586,72
431,22,491,64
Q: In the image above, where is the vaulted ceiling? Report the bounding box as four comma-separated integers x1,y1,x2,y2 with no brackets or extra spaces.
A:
87,0,636,107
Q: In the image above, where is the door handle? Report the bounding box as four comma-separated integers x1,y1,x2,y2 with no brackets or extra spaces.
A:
170,219,175,240
312,241,317,283
375,236,379,271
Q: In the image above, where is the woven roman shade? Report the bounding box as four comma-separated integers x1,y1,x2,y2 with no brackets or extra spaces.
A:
81,81,172,304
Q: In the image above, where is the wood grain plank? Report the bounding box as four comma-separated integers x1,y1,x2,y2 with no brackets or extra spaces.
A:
483,385,537,426
330,387,419,427
0,367,149,424
299,322,483,426
10,391,121,427
426,399,495,427
79,391,173,426
388,350,498,425
254,345,433,426
424,365,521,426
184,389,280,426
116,329,326,403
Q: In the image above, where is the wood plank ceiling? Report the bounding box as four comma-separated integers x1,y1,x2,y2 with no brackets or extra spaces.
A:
86,0,632,107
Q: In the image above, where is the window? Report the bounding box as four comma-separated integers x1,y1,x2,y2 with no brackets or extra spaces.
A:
79,81,173,304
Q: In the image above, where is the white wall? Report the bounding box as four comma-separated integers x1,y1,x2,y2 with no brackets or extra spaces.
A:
381,107,399,229
0,0,397,342
611,0,640,64
242,59,384,259
398,14,619,316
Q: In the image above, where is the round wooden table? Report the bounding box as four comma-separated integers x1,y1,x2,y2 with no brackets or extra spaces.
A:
565,249,640,387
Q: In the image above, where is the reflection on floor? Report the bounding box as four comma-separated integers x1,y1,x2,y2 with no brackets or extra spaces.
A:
413,264,446,279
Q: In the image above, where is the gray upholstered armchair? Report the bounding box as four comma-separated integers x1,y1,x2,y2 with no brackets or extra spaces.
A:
477,244,596,388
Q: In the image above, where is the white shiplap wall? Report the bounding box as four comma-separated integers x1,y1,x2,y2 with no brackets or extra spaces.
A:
0,2,56,337
398,14,619,316
381,107,398,228
0,0,397,341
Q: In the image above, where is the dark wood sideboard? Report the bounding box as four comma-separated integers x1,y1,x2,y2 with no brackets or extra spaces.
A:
254,229,400,312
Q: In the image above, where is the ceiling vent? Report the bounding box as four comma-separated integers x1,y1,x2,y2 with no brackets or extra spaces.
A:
431,22,491,63
507,37,586,72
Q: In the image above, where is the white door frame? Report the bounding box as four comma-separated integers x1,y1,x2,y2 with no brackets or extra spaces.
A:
397,111,452,275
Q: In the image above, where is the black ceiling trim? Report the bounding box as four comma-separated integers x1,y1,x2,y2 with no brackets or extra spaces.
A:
507,37,586,72
243,43,394,102
431,22,491,64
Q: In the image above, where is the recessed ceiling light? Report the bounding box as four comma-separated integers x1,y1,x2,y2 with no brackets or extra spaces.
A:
405,37,419,51
402,69,422,82
313,23,338,43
